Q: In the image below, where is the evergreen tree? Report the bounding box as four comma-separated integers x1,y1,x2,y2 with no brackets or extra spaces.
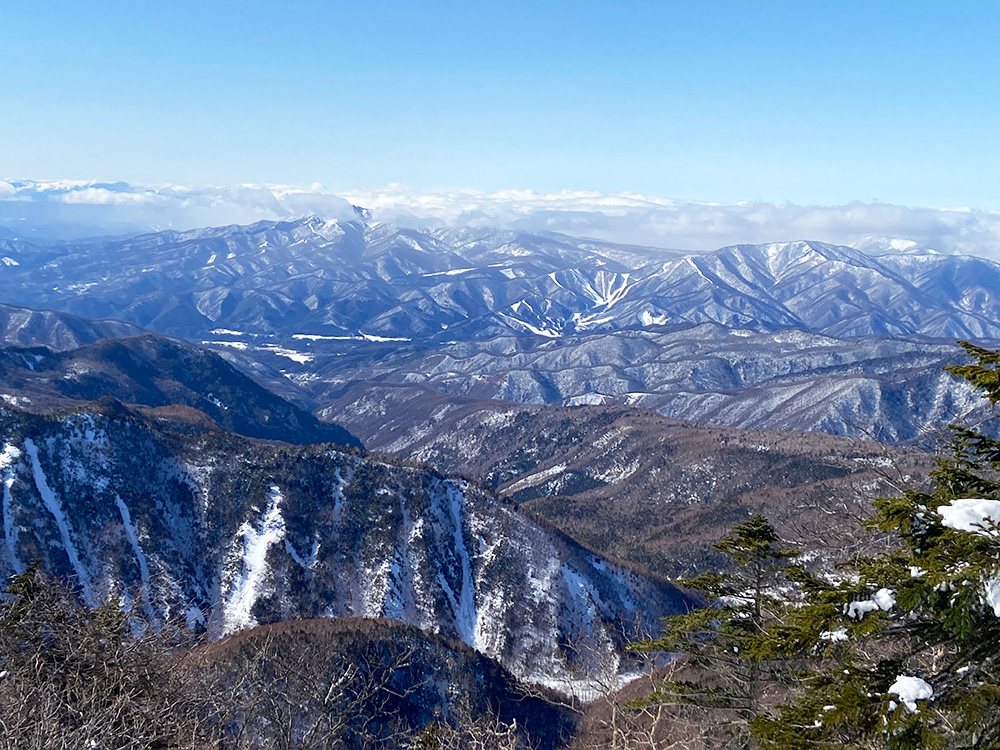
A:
631,514,799,748
753,341,1000,750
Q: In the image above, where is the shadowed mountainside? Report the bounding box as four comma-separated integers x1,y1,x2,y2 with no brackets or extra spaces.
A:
0,333,360,447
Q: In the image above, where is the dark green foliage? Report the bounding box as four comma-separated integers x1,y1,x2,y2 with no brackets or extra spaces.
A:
631,515,800,747
753,341,1000,749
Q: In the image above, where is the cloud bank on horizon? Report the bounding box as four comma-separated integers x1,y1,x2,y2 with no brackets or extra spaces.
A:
3,179,1000,259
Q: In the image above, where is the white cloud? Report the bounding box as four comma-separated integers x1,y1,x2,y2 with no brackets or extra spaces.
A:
3,179,1000,258
340,186,1000,257
57,187,165,205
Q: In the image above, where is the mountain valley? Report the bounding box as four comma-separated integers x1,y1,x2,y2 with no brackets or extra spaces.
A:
3,216,1000,746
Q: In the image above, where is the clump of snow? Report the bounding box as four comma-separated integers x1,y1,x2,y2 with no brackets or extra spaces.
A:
984,574,1000,616
938,498,1000,535
888,675,933,712
820,627,849,642
873,588,896,610
846,589,894,619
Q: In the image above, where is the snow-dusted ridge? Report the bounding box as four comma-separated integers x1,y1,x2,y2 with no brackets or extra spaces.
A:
0,408,690,688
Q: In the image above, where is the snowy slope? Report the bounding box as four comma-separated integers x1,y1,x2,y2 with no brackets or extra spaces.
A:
0,404,690,686
4,222,1000,340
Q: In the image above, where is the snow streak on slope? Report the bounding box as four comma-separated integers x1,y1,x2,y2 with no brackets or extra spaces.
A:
115,495,151,608
283,536,320,570
223,484,286,632
24,438,94,602
1,443,22,574
447,483,477,646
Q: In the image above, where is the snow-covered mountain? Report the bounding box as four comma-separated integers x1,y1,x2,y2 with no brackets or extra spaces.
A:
319,384,937,577
0,401,690,686
260,324,977,442
1,218,998,439
0,219,682,338
0,302,144,350
2,220,1000,340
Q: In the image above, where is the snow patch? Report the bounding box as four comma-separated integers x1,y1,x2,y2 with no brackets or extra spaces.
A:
504,463,567,494
361,333,411,342
1,443,22,573
261,345,314,363
24,438,94,603
888,675,933,712
445,484,476,645
938,498,1000,535
423,267,475,277
640,309,669,326
115,496,151,604
203,340,249,350
222,484,286,632
284,537,320,570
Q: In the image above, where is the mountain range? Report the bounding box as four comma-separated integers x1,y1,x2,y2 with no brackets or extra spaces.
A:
1,213,995,729
2,217,996,440
3,218,1000,340
319,382,936,577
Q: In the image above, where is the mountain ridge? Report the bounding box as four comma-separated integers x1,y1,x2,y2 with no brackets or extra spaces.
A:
0,400,692,686
0,333,361,447
5,218,1000,340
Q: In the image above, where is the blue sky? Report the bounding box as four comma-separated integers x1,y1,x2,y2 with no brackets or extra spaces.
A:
2,1,999,208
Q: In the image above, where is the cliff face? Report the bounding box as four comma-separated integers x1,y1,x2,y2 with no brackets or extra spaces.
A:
0,404,691,686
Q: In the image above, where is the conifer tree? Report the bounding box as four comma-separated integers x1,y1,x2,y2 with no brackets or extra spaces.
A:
631,514,798,748
752,341,1000,750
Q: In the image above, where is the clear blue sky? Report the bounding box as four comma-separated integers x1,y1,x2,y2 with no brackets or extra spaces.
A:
2,1,999,207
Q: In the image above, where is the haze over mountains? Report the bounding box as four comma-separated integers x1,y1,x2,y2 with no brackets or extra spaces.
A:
6,180,1000,258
